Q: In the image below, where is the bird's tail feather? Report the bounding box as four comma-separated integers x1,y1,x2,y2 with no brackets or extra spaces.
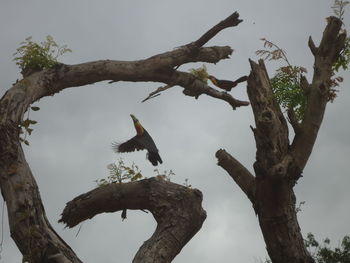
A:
111,142,120,153
234,75,248,84
148,151,163,166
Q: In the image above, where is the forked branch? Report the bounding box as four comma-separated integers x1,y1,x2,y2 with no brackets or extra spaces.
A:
59,177,206,263
291,16,346,170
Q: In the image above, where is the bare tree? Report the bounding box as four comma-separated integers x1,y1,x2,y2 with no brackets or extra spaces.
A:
0,11,346,263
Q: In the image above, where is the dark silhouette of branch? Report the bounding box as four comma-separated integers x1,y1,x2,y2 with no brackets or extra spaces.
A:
291,16,346,170
59,178,206,263
216,149,256,202
0,11,243,263
142,85,172,103
193,11,242,47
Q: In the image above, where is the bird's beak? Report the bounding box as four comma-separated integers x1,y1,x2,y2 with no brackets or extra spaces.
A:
130,114,138,122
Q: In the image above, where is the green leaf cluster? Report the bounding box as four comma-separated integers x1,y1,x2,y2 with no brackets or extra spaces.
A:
270,66,307,121
95,159,143,186
333,37,350,72
19,106,40,146
332,0,349,21
305,233,350,263
263,234,350,263
189,64,209,84
153,168,175,182
13,35,71,72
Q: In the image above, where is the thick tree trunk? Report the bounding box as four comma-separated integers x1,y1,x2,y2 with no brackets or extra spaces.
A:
217,16,346,263
256,177,313,263
0,123,82,262
247,59,314,263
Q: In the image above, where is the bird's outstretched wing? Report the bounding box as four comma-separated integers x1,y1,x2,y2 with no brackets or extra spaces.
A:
112,137,145,153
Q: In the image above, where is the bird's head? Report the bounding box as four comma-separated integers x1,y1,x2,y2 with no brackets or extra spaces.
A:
130,114,139,123
130,114,144,135
208,75,218,85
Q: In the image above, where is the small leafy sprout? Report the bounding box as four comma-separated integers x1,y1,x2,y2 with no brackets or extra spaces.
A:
256,38,291,65
333,36,350,72
95,159,143,187
189,64,210,84
332,0,349,21
153,169,175,182
19,106,40,146
295,201,305,214
13,35,71,74
183,178,192,189
304,233,350,262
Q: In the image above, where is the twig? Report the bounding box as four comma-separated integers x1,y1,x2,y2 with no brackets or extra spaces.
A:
194,12,242,47
142,85,173,103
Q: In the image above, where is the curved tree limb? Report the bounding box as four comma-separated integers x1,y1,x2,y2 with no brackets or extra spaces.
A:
59,177,206,263
215,149,255,203
0,11,243,262
0,123,82,262
291,16,346,171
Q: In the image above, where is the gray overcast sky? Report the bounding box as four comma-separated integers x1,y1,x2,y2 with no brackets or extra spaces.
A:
1,1,350,262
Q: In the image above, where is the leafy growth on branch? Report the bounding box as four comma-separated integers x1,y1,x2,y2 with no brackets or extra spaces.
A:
95,159,176,186
305,233,350,263
189,64,209,84
183,178,192,188
13,35,71,73
154,168,175,182
96,159,143,186
333,37,350,72
332,0,349,21
257,28,349,122
256,38,307,121
270,66,308,121
264,233,350,263
332,1,350,72
256,38,290,65
19,106,40,146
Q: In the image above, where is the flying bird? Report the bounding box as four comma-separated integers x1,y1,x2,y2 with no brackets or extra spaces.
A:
113,114,162,166
208,75,248,91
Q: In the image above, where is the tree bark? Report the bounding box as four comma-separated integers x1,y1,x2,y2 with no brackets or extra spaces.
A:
217,16,346,263
0,12,244,262
59,178,206,263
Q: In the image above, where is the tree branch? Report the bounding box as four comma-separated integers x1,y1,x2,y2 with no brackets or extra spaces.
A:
300,75,310,95
0,11,243,262
291,16,346,170
246,59,290,173
0,123,82,263
193,11,242,47
287,108,302,134
308,36,318,56
216,149,256,202
59,177,206,263
142,84,173,103
172,71,249,109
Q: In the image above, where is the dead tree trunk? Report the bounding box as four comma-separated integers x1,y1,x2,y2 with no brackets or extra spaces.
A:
0,12,244,262
217,16,346,263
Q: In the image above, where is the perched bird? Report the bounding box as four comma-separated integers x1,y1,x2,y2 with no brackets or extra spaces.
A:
113,114,162,166
208,75,248,91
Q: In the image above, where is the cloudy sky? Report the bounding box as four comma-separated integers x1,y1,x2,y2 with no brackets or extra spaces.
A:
1,0,350,262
